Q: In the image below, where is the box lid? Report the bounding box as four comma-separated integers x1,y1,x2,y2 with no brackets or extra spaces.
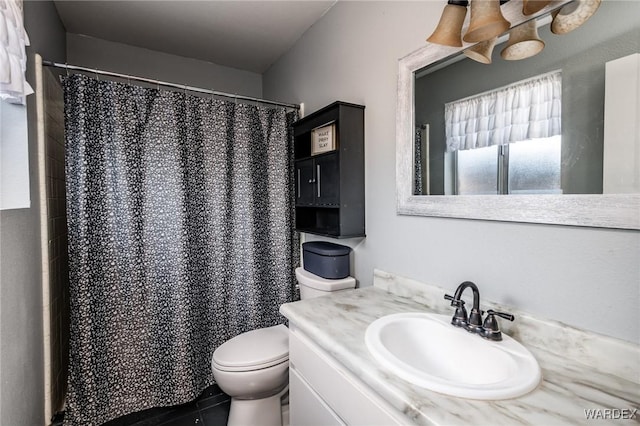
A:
302,241,351,256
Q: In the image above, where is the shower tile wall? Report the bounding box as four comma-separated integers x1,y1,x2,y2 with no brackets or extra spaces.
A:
43,68,69,415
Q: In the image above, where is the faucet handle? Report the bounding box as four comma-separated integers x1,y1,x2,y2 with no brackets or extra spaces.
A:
444,294,468,327
481,310,514,341
487,309,514,322
444,294,464,306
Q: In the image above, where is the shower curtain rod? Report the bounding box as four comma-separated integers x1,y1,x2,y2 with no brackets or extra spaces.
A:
42,60,301,110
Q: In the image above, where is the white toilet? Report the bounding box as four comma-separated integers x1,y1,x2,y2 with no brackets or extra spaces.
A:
211,267,356,426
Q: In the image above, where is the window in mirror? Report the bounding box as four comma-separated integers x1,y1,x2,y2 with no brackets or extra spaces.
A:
452,135,561,195
508,136,561,194
455,145,499,195
443,71,562,195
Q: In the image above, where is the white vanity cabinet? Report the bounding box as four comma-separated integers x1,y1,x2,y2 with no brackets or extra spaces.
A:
282,278,640,426
288,325,407,426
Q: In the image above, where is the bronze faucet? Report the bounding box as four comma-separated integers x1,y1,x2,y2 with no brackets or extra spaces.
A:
445,281,514,341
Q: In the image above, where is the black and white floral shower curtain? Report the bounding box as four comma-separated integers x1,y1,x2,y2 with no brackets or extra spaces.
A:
62,74,299,425
414,127,423,195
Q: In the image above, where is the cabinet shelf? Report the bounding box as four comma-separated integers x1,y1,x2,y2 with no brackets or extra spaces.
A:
294,151,338,163
293,101,365,238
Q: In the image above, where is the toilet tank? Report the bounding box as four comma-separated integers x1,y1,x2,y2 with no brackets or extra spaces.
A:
295,267,356,299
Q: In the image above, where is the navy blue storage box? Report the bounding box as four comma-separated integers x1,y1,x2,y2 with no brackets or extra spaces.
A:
302,241,351,279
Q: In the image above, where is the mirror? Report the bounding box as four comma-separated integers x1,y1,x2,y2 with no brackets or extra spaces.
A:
396,0,640,229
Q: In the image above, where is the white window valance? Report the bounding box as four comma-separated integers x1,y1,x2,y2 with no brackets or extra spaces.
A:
445,71,562,152
0,0,32,105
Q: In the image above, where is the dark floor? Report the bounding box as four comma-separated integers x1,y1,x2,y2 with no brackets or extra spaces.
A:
53,384,231,426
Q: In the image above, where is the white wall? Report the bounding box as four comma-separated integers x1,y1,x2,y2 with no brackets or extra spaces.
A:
0,100,30,209
603,53,640,194
67,33,263,98
264,1,640,343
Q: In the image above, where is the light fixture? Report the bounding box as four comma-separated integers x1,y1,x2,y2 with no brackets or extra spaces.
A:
522,0,552,16
501,19,545,60
426,0,601,65
551,0,602,35
463,36,498,64
463,0,511,43
426,0,469,47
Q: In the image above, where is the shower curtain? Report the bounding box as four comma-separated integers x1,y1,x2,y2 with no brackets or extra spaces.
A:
414,127,423,195
62,74,299,425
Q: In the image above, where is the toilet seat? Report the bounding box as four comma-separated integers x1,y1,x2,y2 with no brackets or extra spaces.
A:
212,324,289,372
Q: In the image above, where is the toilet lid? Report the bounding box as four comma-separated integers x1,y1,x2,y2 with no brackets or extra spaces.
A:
295,267,356,291
212,324,289,371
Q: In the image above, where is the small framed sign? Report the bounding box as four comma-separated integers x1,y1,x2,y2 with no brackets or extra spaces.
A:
311,122,336,155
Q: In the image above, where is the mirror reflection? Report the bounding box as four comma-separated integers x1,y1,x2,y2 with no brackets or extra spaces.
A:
414,1,640,196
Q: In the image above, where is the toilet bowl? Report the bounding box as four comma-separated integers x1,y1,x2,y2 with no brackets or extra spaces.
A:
212,325,289,426
212,267,356,426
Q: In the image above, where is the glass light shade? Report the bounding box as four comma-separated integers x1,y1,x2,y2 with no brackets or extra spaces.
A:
501,20,545,61
463,36,498,64
522,0,552,16
463,0,511,43
427,4,468,47
551,0,602,35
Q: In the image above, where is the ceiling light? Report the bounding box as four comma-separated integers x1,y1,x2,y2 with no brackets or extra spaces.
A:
463,36,498,64
551,0,601,35
501,19,545,60
522,0,552,16
463,0,511,43
426,1,469,47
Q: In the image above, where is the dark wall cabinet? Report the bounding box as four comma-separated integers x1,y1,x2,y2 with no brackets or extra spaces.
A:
296,153,340,207
293,101,365,238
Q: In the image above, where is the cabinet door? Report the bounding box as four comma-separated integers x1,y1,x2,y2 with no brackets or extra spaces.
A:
290,368,345,426
315,153,340,206
296,159,315,206
290,329,407,425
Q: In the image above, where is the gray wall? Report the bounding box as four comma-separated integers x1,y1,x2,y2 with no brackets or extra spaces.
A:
264,1,640,343
67,33,263,98
0,1,66,424
415,1,640,195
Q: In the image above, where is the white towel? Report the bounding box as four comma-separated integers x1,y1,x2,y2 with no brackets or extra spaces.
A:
0,45,10,83
0,9,8,45
0,0,31,105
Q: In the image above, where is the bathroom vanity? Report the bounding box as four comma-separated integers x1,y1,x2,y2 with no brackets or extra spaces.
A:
288,325,406,425
280,271,639,425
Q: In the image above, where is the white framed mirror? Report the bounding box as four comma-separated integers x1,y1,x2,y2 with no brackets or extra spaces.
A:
396,0,640,229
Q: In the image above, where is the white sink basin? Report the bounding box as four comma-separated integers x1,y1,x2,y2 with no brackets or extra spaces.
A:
365,312,541,400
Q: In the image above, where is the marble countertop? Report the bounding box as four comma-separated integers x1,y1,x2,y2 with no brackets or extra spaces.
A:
280,272,639,425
